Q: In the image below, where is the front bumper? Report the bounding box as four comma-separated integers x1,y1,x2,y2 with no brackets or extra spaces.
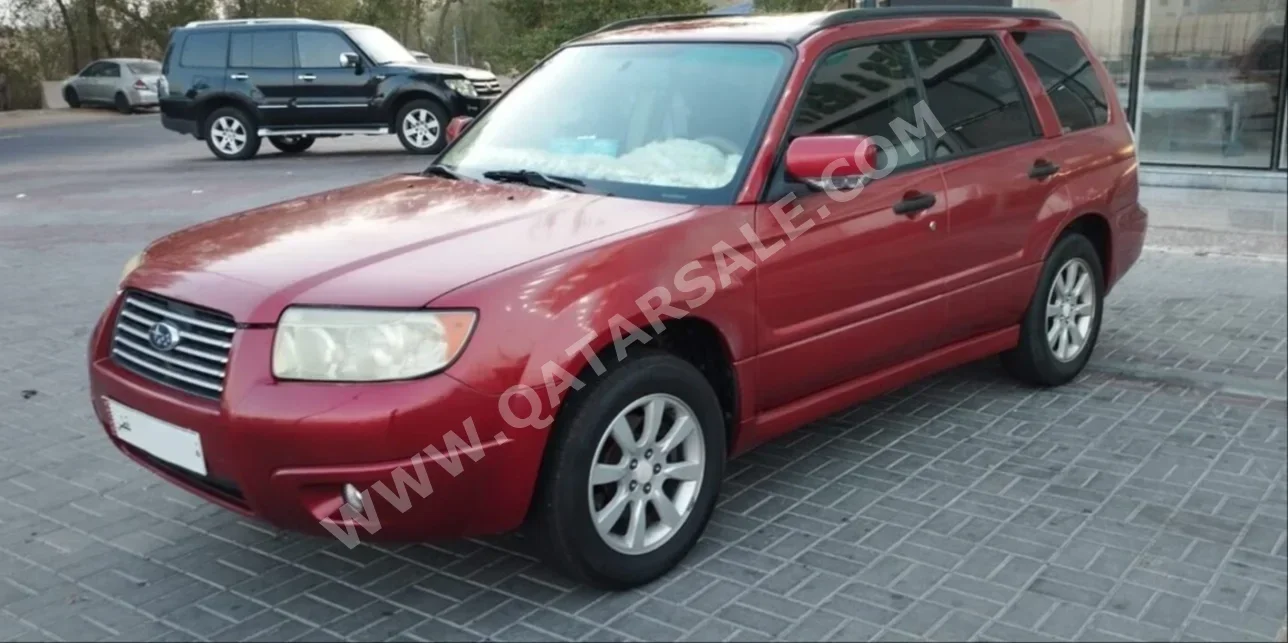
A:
87,299,547,542
450,93,496,118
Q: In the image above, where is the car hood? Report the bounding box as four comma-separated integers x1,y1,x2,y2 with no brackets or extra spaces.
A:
127,175,695,324
388,61,495,80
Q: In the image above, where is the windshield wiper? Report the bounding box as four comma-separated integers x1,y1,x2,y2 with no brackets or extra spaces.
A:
423,164,460,180
482,169,585,193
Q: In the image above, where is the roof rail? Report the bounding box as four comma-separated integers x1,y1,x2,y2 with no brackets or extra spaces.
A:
183,17,320,28
580,13,721,39
813,5,1060,31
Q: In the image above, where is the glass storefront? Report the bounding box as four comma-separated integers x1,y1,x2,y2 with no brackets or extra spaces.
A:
1137,0,1285,167
1011,0,1288,171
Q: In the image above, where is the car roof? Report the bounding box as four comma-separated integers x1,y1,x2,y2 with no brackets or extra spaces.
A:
573,6,1061,46
179,17,369,30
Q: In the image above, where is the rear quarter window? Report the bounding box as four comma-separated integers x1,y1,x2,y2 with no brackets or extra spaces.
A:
1013,30,1110,133
180,31,229,68
162,40,175,74
912,37,1038,158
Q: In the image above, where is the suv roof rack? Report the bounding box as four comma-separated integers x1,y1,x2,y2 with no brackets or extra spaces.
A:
183,17,321,28
580,13,724,39
813,5,1060,31
571,5,1062,45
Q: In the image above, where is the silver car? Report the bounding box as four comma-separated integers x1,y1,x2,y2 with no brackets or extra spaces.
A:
62,58,162,114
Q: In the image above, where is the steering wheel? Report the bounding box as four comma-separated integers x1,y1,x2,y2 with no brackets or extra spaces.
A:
695,136,742,156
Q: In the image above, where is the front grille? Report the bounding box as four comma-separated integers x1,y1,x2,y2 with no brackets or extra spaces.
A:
471,78,502,98
110,291,235,400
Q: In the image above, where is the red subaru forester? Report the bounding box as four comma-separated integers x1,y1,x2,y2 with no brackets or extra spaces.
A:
90,6,1147,588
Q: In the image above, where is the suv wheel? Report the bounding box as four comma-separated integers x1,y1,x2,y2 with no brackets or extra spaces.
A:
1002,232,1104,386
64,87,81,108
529,350,725,589
395,99,448,154
114,92,133,115
205,107,261,160
269,135,316,154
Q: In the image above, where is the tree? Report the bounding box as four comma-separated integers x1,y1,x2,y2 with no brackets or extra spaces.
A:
491,0,707,72
52,0,81,74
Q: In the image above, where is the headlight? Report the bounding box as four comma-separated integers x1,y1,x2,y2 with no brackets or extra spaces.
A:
445,78,477,98
120,251,144,286
272,307,476,382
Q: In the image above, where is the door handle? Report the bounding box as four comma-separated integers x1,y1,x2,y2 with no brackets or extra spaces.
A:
893,192,936,216
298,74,316,82
1029,159,1061,179
229,73,249,80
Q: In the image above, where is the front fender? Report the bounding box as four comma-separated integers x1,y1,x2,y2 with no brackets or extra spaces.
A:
378,76,454,121
432,205,760,409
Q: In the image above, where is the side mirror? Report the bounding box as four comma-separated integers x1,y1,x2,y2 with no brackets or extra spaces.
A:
446,116,473,143
785,135,881,191
340,52,361,69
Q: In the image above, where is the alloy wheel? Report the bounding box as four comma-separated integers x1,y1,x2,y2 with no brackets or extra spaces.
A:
211,116,247,155
587,393,705,555
1046,258,1096,362
402,108,440,149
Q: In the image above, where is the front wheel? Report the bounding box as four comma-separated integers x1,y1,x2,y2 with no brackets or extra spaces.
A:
529,351,725,589
64,87,81,108
395,99,448,154
1001,233,1104,386
269,135,315,154
204,107,260,160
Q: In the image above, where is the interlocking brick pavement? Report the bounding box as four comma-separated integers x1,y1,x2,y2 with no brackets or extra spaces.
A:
2,224,1285,642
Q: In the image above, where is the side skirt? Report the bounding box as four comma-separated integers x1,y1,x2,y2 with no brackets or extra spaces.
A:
735,325,1020,455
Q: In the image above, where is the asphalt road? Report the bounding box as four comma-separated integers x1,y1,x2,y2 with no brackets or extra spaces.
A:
0,112,432,251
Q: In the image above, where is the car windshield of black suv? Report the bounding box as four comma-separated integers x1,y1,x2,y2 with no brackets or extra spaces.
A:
437,42,791,204
347,26,417,65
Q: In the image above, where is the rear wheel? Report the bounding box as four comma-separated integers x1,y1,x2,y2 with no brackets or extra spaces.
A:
269,135,315,154
114,92,132,115
1001,233,1104,386
395,99,447,154
64,87,81,108
529,351,725,589
204,107,260,161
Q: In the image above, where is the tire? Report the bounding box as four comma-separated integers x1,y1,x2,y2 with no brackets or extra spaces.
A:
1001,232,1105,387
114,92,133,115
269,135,316,154
528,350,726,589
394,98,448,154
64,87,81,108
204,107,260,161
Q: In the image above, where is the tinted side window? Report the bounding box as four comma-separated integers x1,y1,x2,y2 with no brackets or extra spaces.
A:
102,63,121,78
230,31,294,68
1014,31,1109,133
297,30,352,68
162,41,176,74
912,37,1037,158
792,41,927,169
180,31,229,68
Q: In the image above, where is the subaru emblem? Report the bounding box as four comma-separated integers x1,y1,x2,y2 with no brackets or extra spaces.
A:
148,321,182,352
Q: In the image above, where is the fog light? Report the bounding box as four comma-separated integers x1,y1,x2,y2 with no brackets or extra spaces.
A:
342,483,365,511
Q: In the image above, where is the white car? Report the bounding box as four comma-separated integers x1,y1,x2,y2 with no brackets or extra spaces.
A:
62,58,162,114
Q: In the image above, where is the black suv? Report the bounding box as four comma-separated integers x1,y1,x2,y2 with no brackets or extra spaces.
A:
158,18,502,160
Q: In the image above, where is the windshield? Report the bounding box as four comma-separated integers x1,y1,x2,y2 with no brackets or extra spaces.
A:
346,27,416,65
438,43,792,204
127,61,161,75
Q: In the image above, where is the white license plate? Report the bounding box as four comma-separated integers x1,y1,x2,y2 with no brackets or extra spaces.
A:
106,399,208,476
